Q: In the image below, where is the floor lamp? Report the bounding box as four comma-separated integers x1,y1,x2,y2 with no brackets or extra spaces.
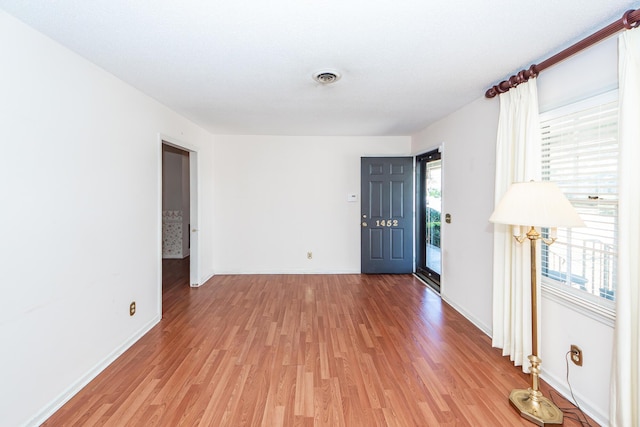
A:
490,181,585,426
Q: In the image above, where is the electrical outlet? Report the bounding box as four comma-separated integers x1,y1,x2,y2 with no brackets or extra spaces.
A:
570,344,583,366
130,301,136,316
307,252,313,260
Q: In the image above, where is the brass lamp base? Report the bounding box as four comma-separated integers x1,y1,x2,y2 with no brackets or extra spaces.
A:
509,388,563,426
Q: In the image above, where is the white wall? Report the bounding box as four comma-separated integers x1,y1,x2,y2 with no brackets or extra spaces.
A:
537,36,618,113
412,36,619,425
412,98,499,334
211,135,411,274
0,11,215,427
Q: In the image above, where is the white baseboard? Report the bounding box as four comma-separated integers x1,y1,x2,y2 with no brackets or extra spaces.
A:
540,370,607,426
193,270,216,287
210,269,361,275
26,315,161,427
441,294,492,337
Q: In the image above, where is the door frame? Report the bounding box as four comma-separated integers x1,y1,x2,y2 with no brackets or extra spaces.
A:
158,135,200,312
415,146,442,292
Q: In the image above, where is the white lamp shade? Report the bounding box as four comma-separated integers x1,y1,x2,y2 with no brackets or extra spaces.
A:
489,181,585,228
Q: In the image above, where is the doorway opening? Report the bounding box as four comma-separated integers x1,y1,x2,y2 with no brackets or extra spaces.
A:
161,142,194,297
416,149,442,292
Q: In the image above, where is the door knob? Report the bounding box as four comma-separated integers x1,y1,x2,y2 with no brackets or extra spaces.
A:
362,222,368,227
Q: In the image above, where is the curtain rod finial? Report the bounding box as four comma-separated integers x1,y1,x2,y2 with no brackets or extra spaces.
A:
485,88,498,98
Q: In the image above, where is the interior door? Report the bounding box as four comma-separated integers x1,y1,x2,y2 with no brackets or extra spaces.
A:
361,157,413,274
188,151,199,287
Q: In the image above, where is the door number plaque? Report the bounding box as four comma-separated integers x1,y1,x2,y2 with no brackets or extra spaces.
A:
375,219,399,227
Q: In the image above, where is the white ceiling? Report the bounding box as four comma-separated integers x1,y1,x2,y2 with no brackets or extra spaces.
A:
1,1,638,136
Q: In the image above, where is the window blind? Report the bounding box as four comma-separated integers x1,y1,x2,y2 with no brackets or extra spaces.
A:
540,98,618,302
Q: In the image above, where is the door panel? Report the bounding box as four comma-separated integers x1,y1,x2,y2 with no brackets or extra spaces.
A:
370,229,384,259
391,228,405,259
361,157,413,274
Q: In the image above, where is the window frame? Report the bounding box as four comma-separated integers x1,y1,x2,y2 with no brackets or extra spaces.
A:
539,90,618,326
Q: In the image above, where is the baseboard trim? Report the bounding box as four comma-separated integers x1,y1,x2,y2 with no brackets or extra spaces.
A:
210,269,361,275
540,370,607,426
441,294,492,337
26,315,161,427
193,271,216,287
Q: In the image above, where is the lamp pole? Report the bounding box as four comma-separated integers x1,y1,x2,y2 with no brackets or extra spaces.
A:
508,226,562,426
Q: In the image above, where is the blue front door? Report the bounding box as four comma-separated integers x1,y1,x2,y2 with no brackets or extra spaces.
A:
361,157,413,274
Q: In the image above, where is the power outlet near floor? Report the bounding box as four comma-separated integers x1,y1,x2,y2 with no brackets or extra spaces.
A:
570,344,583,366
129,301,136,316
307,252,313,260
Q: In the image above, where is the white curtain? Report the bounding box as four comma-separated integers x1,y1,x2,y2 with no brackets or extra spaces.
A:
611,26,640,427
492,80,542,371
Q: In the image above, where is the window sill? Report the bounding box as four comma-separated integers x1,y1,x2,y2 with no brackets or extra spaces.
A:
541,280,615,328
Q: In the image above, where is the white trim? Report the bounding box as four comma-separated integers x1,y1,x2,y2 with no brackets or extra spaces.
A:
541,280,615,327
159,134,200,295
159,133,199,153
157,139,164,316
441,294,492,337
188,150,200,287
27,316,161,427
540,89,618,118
212,269,361,275
197,271,216,287
540,368,608,427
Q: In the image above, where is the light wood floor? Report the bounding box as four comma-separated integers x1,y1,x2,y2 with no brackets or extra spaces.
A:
43,258,596,426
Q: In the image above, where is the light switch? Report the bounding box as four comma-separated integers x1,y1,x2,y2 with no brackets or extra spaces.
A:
347,194,358,202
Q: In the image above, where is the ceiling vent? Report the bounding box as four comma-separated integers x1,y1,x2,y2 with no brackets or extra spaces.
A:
313,70,341,84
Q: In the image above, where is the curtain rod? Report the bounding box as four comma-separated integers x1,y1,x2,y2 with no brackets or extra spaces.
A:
485,8,640,98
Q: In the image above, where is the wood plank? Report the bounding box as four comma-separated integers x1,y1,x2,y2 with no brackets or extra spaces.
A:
41,259,598,426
